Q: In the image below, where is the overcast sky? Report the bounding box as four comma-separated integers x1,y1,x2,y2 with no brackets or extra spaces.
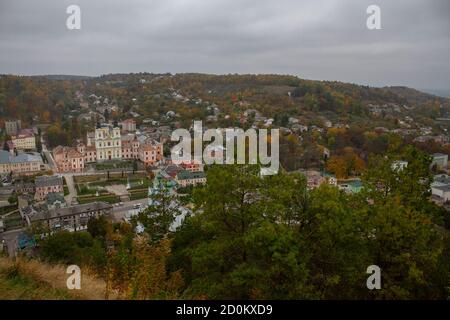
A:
0,0,449,91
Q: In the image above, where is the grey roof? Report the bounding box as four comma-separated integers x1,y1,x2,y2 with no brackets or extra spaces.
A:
433,185,450,192
29,201,113,222
35,175,63,188
0,150,42,164
434,175,450,185
46,192,66,204
433,153,448,157
0,151,9,164
177,170,206,180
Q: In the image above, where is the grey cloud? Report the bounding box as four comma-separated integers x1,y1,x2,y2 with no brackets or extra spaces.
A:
0,0,449,90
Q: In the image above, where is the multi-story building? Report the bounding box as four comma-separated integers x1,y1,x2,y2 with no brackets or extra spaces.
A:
432,174,450,203
11,129,36,150
94,124,122,161
175,170,207,187
432,153,449,170
138,138,163,166
23,201,113,232
67,123,164,166
121,134,140,160
84,145,97,163
0,150,43,174
86,132,95,147
4,120,22,136
34,175,63,202
120,119,137,132
180,161,203,172
53,146,85,173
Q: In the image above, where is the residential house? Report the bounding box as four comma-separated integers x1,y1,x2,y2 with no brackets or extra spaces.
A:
175,170,207,187
432,174,450,202
4,120,22,136
431,153,448,170
11,129,36,150
138,138,163,166
120,119,137,132
432,185,450,202
34,175,63,202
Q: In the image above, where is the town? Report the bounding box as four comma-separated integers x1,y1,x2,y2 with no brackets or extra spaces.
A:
0,73,449,300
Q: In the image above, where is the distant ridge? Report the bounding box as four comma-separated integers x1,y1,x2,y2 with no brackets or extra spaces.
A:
31,74,93,81
420,88,450,99
383,86,450,104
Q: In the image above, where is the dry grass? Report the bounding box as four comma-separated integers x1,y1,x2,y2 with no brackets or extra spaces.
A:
0,256,118,300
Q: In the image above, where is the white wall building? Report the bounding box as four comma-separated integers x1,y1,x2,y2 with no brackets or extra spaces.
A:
94,124,122,161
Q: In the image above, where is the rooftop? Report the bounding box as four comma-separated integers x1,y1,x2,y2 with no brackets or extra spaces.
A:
35,175,63,188
0,150,42,165
177,170,206,180
28,201,113,222
46,192,66,205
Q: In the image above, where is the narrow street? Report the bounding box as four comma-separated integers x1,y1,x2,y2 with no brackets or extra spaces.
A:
61,174,77,205
41,137,57,171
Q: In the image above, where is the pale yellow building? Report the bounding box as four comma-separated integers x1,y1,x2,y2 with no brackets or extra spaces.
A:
94,124,122,161
0,150,43,174
11,129,36,150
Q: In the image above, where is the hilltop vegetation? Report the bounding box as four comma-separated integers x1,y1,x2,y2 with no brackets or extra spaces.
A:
0,256,109,300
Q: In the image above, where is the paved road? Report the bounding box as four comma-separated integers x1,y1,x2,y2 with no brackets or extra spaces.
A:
0,228,23,258
41,139,57,171
61,174,78,205
111,198,149,222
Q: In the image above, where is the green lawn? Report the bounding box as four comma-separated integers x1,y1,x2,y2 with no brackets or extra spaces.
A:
129,190,148,201
0,205,18,216
77,195,120,204
4,212,23,230
95,161,134,171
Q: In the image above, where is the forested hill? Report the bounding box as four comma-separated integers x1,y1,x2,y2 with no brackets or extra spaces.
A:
383,86,449,105
0,73,449,129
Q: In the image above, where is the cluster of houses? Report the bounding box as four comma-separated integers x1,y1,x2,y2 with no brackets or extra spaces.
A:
1,120,44,176
153,162,207,189
432,174,450,204
53,121,163,173
430,154,450,204
4,120,37,151
0,171,109,234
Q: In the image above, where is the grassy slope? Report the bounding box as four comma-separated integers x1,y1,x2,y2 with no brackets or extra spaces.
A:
0,256,112,300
